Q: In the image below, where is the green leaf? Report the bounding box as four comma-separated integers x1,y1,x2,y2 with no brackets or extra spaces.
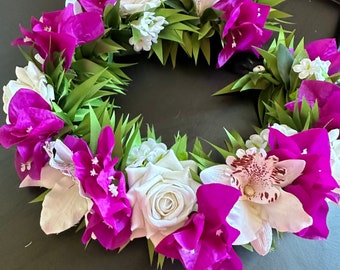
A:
158,28,184,43
191,33,200,65
89,107,102,153
277,44,294,90
147,239,155,265
62,70,107,119
151,39,164,64
190,152,217,171
29,190,50,203
171,134,188,160
256,48,281,80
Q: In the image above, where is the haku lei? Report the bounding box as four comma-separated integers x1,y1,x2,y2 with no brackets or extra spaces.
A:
1,0,340,270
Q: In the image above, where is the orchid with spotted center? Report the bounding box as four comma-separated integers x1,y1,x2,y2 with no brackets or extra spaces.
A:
200,147,312,255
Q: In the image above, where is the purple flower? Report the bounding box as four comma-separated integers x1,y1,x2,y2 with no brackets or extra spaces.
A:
286,80,340,131
0,89,64,180
12,4,104,70
155,183,242,270
305,38,340,75
73,126,132,250
79,0,117,13
214,0,272,68
268,128,339,239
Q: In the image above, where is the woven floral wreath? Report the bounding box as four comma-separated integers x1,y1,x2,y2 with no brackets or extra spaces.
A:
1,0,340,269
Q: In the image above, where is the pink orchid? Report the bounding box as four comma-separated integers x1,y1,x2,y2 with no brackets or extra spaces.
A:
200,148,311,255
156,183,242,270
214,0,272,68
12,4,104,70
73,126,132,250
0,89,64,180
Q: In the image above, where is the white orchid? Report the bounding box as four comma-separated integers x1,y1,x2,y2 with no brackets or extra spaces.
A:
200,148,312,255
20,140,92,234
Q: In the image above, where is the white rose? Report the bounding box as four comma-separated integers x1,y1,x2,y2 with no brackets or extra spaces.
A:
126,149,200,246
3,61,54,123
120,0,162,16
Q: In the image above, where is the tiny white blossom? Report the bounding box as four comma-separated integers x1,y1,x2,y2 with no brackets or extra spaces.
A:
108,183,119,197
129,12,168,52
245,129,269,149
293,57,331,81
127,138,167,167
252,65,266,73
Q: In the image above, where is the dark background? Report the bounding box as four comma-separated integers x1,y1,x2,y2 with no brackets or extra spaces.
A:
0,1,339,269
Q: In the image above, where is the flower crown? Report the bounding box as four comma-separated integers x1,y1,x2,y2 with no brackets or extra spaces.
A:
1,0,340,269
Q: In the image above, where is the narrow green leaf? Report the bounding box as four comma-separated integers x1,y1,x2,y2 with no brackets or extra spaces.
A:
277,44,294,90
29,190,50,203
89,107,102,153
171,134,188,160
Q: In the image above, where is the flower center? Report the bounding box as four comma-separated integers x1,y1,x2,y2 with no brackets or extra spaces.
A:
243,185,255,197
230,151,282,204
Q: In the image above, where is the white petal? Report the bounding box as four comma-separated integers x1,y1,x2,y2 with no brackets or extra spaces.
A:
262,190,312,232
200,164,232,184
40,176,89,234
155,150,184,171
126,166,148,187
227,200,263,245
20,166,62,189
250,221,273,256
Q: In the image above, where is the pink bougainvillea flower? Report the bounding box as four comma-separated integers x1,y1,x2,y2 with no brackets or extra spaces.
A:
156,183,242,270
73,126,132,250
200,148,311,255
79,0,117,13
20,135,93,234
12,4,104,70
286,80,340,131
0,89,64,180
268,128,340,239
214,0,272,68
305,38,340,75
